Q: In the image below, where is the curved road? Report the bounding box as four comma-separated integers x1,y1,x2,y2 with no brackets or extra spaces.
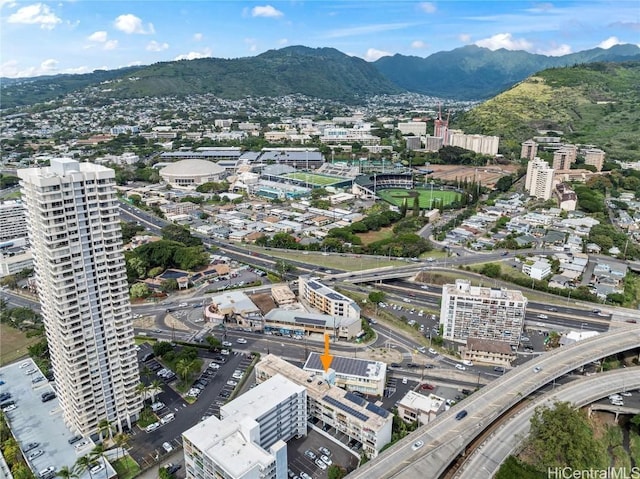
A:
456,368,640,479
346,326,640,479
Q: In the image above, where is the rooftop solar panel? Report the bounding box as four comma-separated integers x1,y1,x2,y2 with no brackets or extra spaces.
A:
345,392,367,406
326,293,345,301
366,402,390,418
323,395,370,422
308,281,323,290
305,353,376,378
294,316,326,326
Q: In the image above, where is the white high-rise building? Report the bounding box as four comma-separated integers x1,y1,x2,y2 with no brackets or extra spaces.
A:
525,158,555,200
439,280,527,345
18,158,141,435
0,200,27,242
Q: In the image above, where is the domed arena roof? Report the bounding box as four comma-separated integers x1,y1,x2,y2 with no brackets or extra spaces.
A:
160,159,225,176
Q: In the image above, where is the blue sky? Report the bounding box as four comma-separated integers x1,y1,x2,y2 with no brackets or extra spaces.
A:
1,1,638,78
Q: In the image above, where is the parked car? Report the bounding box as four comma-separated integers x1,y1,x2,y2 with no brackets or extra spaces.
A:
145,422,160,433
67,435,82,445
28,449,44,460
222,341,233,347
24,442,40,453
318,447,331,457
315,459,327,470
162,442,174,453
320,455,332,466
304,450,316,460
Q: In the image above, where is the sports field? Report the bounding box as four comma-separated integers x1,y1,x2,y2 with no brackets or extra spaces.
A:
283,172,341,186
377,188,459,209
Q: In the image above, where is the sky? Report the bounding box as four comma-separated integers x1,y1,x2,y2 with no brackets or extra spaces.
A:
1,1,639,78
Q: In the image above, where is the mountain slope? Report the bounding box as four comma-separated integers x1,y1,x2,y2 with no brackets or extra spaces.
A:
1,46,402,109
455,61,640,161
373,44,640,99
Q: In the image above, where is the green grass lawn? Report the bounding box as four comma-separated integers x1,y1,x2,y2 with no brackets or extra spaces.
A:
111,456,140,479
377,188,459,209
243,246,400,271
0,324,41,366
283,172,340,186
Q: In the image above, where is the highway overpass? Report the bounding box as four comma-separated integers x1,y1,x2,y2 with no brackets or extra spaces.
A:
456,368,640,479
346,326,640,479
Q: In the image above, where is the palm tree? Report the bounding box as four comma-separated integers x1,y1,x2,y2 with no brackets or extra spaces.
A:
56,465,79,479
149,379,163,403
176,358,197,383
75,455,96,479
97,419,113,442
135,382,150,402
140,364,152,382
113,433,129,461
89,444,109,478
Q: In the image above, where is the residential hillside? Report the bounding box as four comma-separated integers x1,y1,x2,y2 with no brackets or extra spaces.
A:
454,61,640,161
2,44,639,109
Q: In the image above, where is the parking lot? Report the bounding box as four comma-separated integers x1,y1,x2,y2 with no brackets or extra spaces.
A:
129,343,256,467
287,428,359,479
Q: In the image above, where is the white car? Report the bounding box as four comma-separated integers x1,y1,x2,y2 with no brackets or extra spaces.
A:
2,404,16,412
428,348,437,355
222,341,233,347
208,362,220,370
462,360,474,367
161,413,175,424
315,459,327,470
237,338,247,344
537,314,548,319
455,364,466,371
620,391,632,397
226,380,238,387
411,440,424,451
162,441,174,453
90,464,104,474
145,422,160,433
320,455,332,466
151,402,165,412
221,349,230,355
178,303,188,307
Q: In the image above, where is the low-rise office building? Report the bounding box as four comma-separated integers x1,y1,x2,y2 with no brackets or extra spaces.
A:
256,354,393,458
298,276,360,322
263,309,361,340
303,352,386,397
396,391,446,425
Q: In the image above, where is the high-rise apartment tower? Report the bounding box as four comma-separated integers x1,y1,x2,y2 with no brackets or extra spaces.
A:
18,158,141,435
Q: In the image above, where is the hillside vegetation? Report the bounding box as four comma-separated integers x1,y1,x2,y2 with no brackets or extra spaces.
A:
456,62,640,161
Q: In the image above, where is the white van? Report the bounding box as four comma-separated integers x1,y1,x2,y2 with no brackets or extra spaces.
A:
161,413,175,424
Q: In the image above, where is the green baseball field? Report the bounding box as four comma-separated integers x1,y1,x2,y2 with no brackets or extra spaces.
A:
283,172,342,186
377,188,460,209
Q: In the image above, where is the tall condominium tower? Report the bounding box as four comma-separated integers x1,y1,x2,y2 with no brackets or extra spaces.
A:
18,158,141,435
525,157,555,200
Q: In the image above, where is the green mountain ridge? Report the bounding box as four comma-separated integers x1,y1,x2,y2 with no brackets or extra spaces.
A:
2,44,639,109
455,61,640,162
372,44,640,99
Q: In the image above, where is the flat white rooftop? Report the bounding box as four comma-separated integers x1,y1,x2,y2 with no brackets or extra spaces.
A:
221,374,304,420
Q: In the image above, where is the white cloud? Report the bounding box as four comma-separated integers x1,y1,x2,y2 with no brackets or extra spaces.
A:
193,33,203,42
458,33,471,43
539,43,572,56
418,2,437,14
278,38,288,46
0,0,18,10
244,38,258,52
326,22,413,39
87,31,108,43
475,33,533,51
364,48,391,61
251,5,283,18
146,40,169,52
104,40,118,51
174,48,212,61
7,3,61,29
597,36,622,49
114,14,155,34
0,58,59,78
410,40,427,49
